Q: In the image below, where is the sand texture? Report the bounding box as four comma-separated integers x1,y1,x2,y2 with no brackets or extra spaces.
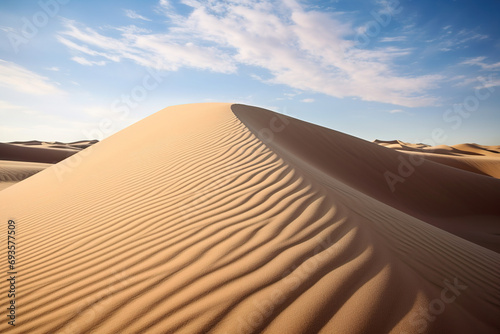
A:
0,103,499,333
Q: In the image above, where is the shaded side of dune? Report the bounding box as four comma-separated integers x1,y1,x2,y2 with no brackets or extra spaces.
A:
395,152,500,179
232,104,500,252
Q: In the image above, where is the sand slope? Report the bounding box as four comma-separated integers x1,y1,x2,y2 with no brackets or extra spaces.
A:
0,103,499,334
233,106,500,251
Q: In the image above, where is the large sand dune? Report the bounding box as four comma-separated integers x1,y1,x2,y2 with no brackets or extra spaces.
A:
0,103,499,333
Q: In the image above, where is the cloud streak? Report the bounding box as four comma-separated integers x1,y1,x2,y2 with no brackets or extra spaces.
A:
0,59,63,96
57,0,444,107
461,56,500,71
58,19,236,73
71,56,106,66
124,9,152,21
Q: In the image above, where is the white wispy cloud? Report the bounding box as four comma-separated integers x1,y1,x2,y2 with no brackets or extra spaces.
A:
475,75,500,89
114,25,152,34
44,66,60,71
450,73,500,90
380,36,407,42
0,26,14,33
456,30,488,43
301,98,315,103
452,77,479,87
58,19,236,73
461,56,500,71
57,0,443,107
176,0,440,106
124,9,152,21
434,28,488,52
0,59,63,95
388,109,403,113
71,56,106,66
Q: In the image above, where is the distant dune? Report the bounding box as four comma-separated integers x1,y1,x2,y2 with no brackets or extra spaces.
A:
0,140,96,190
0,104,499,333
374,139,500,179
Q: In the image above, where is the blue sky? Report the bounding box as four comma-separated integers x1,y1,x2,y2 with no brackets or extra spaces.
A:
1,0,499,145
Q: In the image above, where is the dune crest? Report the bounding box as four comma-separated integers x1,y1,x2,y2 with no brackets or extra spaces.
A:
0,103,499,333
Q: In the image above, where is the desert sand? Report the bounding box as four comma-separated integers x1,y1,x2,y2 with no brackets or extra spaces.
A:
0,140,96,191
0,103,499,333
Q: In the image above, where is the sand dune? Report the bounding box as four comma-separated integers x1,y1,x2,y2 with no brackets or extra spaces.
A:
0,140,96,190
375,139,500,157
375,140,500,180
0,103,499,333
0,142,75,163
0,140,96,163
